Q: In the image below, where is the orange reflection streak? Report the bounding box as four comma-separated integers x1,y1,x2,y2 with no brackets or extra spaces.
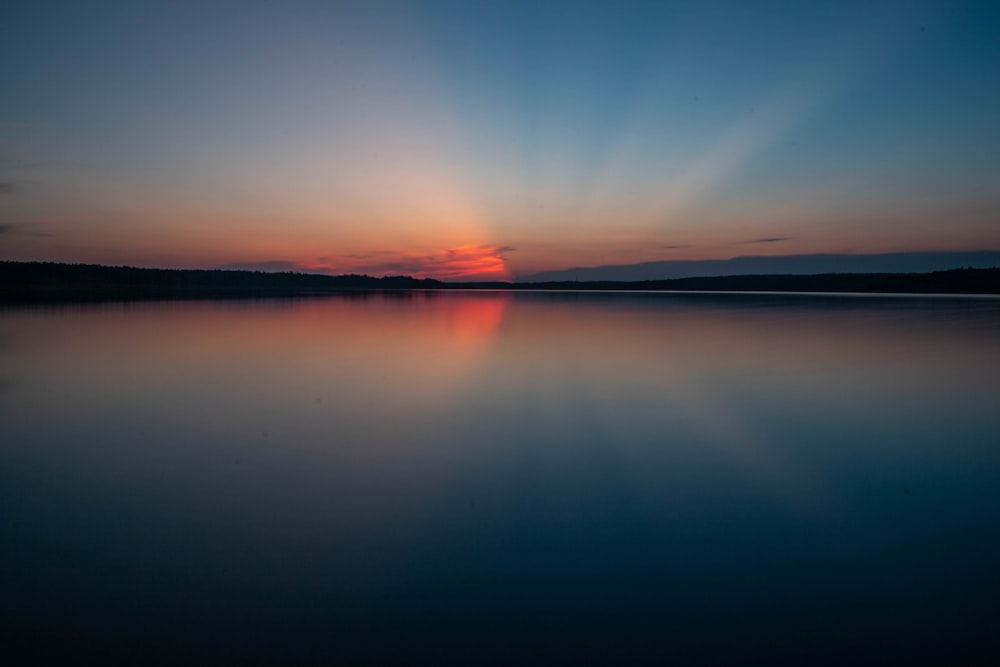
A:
444,293,507,341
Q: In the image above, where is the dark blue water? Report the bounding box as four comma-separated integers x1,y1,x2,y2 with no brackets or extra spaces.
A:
2,292,999,664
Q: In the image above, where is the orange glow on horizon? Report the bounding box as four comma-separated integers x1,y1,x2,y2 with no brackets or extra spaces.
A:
409,245,510,281
335,244,510,281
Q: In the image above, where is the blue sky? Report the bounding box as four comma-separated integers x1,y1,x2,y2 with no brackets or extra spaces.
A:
2,0,998,278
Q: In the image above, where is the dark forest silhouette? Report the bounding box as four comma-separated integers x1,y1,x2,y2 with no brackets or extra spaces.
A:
2,260,999,302
490,269,1000,294
0,261,440,301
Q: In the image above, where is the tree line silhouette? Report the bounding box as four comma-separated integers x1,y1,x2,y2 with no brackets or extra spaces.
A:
0,261,441,301
2,260,999,302
476,268,1000,294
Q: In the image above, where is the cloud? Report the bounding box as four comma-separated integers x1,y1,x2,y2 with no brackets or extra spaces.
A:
351,245,511,281
0,182,15,194
213,246,511,280
215,260,312,273
519,250,1000,283
0,221,52,237
744,237,791,244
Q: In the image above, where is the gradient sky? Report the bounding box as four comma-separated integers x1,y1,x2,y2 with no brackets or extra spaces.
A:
2,0,999,279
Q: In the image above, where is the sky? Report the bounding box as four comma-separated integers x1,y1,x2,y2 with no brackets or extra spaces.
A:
1,0,999,280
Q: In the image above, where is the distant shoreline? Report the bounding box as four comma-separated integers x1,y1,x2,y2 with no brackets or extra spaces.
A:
2,261,999,303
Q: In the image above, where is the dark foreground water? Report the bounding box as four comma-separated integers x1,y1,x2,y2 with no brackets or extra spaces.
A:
2,292,999,664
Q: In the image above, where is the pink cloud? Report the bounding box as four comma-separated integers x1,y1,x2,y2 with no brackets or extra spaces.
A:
342,245,512,281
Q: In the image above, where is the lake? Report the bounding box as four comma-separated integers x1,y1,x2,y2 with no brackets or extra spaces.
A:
2,291,999,664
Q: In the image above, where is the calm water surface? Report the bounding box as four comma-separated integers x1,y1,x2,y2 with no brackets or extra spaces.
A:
2,292,999,664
